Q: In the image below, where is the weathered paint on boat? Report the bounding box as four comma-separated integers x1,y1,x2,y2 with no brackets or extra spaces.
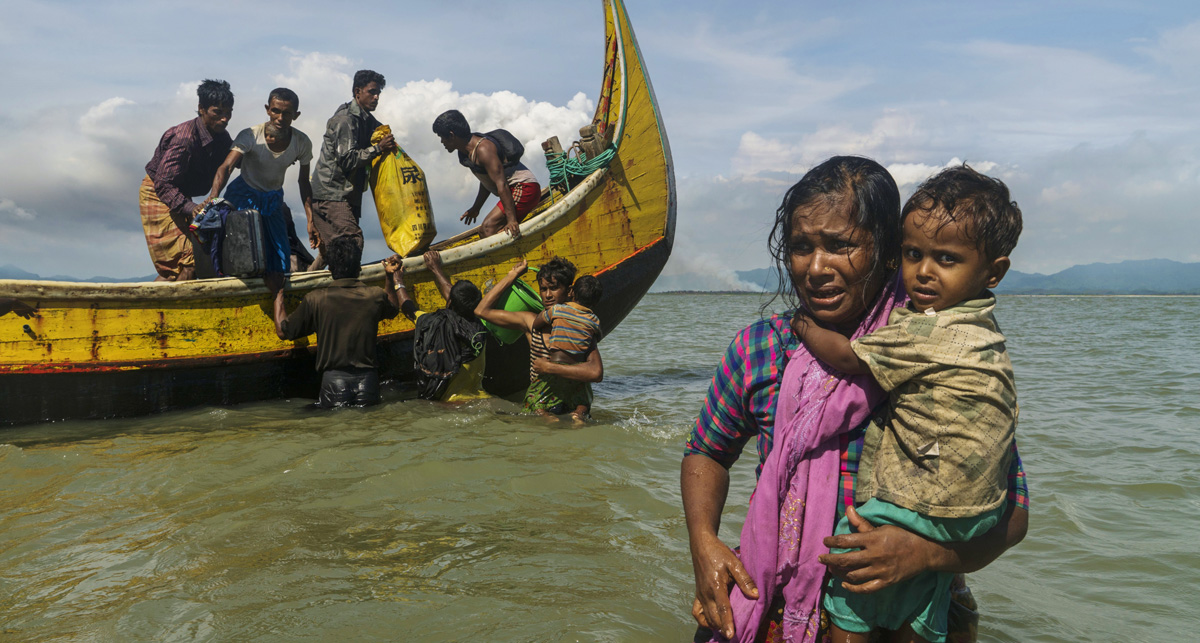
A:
0,0,674,426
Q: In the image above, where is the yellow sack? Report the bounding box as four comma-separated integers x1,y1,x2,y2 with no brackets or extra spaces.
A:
369,125,436,256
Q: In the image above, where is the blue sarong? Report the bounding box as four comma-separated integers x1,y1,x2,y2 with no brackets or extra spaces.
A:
222,176,289,273
189,198,235,277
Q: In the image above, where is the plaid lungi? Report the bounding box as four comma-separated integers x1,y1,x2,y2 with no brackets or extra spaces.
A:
139,175,194,280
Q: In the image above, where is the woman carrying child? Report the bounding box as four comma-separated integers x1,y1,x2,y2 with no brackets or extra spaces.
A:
681,156,1029,643
475,256,604,417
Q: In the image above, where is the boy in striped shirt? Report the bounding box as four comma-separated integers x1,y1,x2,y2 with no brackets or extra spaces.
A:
534,275,603,419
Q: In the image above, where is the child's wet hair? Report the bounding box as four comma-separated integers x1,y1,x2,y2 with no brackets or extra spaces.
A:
449,280,482,319
538,256,577,290
572,275,602,308
903,164,1023,259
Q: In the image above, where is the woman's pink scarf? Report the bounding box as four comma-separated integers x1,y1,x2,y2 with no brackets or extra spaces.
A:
718,274,906,643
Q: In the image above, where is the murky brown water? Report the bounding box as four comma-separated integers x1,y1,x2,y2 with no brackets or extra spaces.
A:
2,294,1197,641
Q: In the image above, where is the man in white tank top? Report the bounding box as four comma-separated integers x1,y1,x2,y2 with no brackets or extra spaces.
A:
209,88,314,278
432,109,541,239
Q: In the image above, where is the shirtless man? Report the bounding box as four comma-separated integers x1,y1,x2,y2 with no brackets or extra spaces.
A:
432,110,540,239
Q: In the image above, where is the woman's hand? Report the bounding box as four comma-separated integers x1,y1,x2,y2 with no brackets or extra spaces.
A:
689,531,758,639
820,502,1027,594
818,505,934,593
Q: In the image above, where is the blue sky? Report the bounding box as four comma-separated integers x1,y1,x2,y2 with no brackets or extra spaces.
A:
2,1,1198,286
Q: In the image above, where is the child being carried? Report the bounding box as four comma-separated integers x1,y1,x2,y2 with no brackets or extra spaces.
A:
796,164,1023,643
533,274,603,420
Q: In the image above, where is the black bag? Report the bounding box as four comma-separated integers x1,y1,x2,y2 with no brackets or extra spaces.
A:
483,129,524,167
221,208,266,278
412,309,487,400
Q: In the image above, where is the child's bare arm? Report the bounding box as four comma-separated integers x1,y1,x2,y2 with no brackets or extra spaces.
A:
792,312,869,375
532,309,551,331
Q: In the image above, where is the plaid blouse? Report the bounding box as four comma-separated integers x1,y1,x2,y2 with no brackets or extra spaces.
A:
685,312,1030,513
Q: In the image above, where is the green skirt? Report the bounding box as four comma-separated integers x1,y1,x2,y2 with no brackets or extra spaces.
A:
523,374,592,415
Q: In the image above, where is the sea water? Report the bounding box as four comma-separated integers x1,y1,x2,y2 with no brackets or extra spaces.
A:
1,294,1197,641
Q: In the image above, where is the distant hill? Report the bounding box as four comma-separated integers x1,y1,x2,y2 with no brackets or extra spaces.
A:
994,259,1200,294
0,264,155,283
735,260,1200,295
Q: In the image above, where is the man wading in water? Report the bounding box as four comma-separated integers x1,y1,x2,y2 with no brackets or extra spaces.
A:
269,237,400,407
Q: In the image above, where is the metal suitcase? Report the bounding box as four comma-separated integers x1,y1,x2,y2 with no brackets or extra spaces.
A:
221,208,266,278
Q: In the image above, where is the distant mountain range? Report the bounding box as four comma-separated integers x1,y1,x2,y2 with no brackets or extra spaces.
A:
734,259,1200,295
0,264,155,283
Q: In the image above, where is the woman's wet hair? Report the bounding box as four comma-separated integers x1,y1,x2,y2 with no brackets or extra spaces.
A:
197,79,234,110
538,257,577,290
326,238,362,280
432,110,472,140
903,164,1023,260
766,155,901,311
449,280,482,319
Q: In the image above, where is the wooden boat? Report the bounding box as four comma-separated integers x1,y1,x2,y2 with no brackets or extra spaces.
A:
0,0,675,426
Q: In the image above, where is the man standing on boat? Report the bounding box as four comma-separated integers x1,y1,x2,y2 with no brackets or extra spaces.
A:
432,110,539,239
209,87,314,280
269,237,400,407
140,79,234,281
309,70,398,263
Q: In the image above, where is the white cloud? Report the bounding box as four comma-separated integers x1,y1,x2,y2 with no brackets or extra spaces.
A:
1039,180,1084,204
78,97,135,137
370,79,593,204
733,124,1006,195
0,198,36,220
1138,20,1200,74
731,132,803,177
733,113,938,178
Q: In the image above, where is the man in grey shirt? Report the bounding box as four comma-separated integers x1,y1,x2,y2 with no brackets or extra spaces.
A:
309,69,398,263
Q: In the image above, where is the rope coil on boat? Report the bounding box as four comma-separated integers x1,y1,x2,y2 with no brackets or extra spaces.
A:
546,144,617,191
